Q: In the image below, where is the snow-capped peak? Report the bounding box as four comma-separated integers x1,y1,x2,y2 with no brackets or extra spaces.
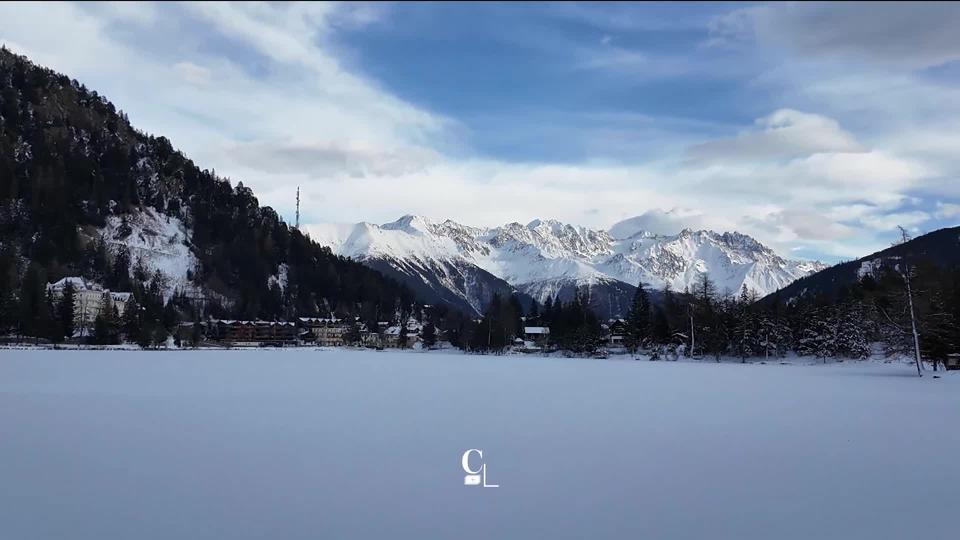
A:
381,214,434,234
308,214,826,308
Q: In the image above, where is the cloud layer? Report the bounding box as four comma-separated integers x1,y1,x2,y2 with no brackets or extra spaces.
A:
1,2,957,263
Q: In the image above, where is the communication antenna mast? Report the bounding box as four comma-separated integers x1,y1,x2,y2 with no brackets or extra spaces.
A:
295,186,300,230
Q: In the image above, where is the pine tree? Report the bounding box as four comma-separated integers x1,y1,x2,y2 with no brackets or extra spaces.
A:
422,322,437,349
0,245,18,334
122,296,141,343
692,274,719,359
19,262,49,341
94,301,120,345
483,294,508,352
57,280,76,340
733,308,758,361
399,327,411,349
757,314,790,359
190,321,203,348
731,286,765,361
528,300,539,320
836,302,871,359
162,299,179,333
625,281,651,352
504,294,524,342
651,306,670,344
919,292,956,371
543,296,554,324
110,246,131,291
43,288,60,343
345,319,362,346
795,308,830,359
660,284,682,345
92,314,110,345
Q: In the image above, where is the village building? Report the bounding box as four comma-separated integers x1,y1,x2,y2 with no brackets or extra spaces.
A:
382,317,422,348
947,353,960,371
605,319,628,348
362,324,385,348
206,320,298,346
382,324,401,347
523,326,550,350
47,277,132,335
298,317,358,347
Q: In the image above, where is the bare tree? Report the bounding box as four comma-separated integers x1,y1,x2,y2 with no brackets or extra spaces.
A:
895,226,923,377
688,303,695,359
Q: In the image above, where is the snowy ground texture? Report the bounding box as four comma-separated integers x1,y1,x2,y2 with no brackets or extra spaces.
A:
1,350,958,540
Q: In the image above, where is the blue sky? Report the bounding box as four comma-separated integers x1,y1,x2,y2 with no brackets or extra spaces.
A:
2,2,959,262
332,2,758,162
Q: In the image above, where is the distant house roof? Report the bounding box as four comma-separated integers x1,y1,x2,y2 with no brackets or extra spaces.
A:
384,326,401,336
251,320,294,326
48,276,101,292
211,319,255,326
208,319,296,327
298,317,342,324
524,326,550,335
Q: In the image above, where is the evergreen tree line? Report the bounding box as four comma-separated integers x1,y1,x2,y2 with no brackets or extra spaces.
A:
430,258,959,366
618,263,959,368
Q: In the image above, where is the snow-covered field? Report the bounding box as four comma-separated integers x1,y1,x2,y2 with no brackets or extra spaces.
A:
1,349,958,540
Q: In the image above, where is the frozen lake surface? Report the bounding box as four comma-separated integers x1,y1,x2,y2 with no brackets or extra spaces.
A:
1,349,958,539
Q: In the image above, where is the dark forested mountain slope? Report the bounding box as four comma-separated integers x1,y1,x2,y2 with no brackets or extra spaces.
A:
0,47,416,323
763,226,960,304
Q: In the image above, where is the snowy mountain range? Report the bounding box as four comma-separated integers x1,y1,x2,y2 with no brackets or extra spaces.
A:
306,215,826,316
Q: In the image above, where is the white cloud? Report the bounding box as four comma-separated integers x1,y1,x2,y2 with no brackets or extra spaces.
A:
608,209,714,238
0,2,952,262
935,202,960,219
860,211,931,232
790,151,927,194
709,3,960,69
226,139,442,178
575,46,646,72
773,209,857,241
703,8,757,50
686,109,863,163
172,62,211,86
0,1,450,197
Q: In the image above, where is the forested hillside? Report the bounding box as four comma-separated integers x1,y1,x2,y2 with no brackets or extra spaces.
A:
0,47,415,341
764,226,960,303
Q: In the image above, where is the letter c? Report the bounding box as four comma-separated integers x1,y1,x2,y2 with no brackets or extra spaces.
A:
462,449,483,474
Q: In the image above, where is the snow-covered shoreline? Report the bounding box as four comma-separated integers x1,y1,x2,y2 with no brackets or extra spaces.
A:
0,342,939,371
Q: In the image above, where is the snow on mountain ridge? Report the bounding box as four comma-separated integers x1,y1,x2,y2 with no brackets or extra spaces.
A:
305,215,827,307
381,214,434,234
